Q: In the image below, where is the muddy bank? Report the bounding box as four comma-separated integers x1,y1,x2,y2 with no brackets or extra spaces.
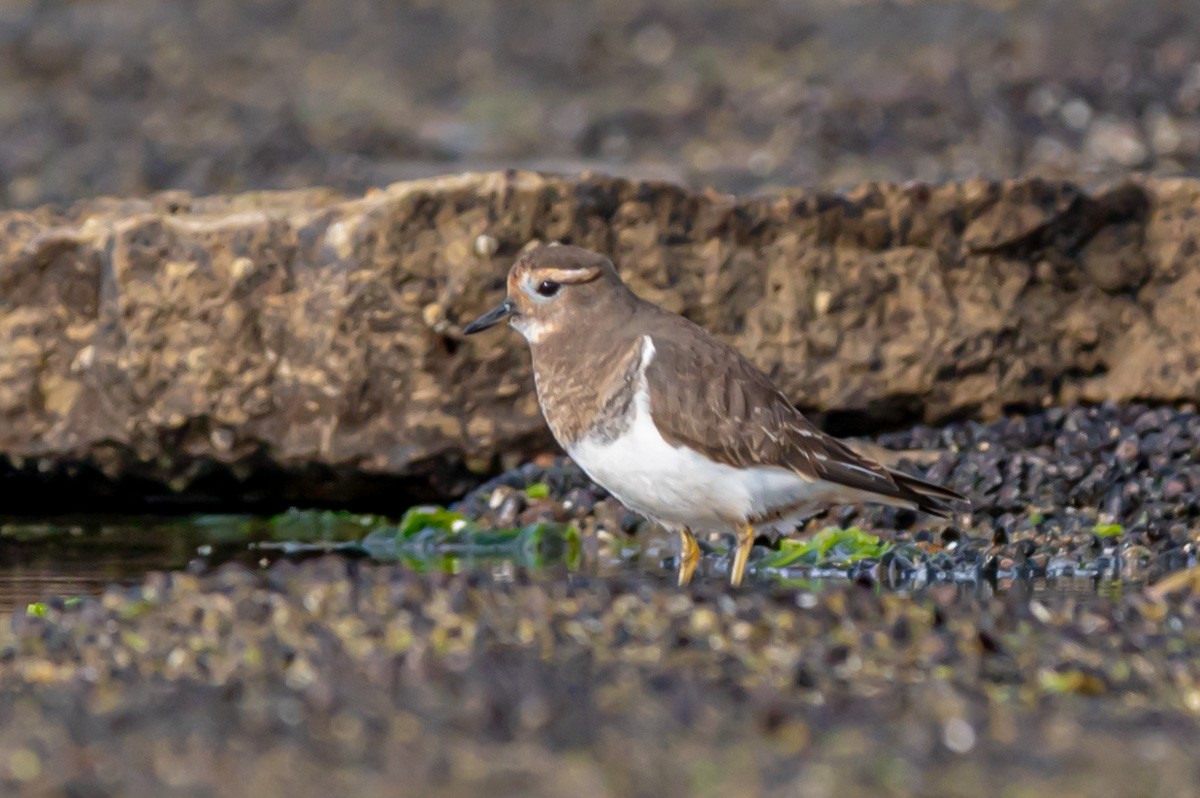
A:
4,173,1200,509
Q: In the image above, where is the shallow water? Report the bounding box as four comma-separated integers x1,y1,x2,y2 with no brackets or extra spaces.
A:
0,515,262,612
1,510,585,612
0,511,1146,614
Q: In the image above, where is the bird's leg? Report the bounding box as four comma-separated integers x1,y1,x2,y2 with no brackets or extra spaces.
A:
677,526,700,587
729,523,756,587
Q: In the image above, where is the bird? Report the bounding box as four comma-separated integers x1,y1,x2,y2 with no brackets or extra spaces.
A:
463,244,967,587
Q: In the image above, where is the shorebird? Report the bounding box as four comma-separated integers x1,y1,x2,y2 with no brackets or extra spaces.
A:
463,244,966,587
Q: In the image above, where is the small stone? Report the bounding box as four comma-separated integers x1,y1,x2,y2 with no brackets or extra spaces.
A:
631,23,675,67
474,234,499,258
1115,438,1140,464
1084,118,1148,167
942,718,977,753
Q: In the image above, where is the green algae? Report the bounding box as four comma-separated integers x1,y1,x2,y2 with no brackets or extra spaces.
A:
359,506,581,572
395,505,468,538
1039,669,1108,695
524,482,551,499
189,508,384,543
241,505,583,573
757,527,891,570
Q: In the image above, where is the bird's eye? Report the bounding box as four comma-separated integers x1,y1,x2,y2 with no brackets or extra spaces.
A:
536,280,561,297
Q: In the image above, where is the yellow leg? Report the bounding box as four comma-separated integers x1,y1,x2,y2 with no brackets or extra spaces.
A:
729,523,756,588
677,527,700,587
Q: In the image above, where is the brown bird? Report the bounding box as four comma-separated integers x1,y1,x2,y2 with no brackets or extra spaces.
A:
464,244,966,587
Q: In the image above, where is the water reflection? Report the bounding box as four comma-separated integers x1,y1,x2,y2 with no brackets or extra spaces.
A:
0,513,1143,614
0,516,260,613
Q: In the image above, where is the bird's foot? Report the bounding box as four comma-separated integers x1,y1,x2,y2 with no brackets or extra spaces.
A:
677,527,700,587
729,523,755,587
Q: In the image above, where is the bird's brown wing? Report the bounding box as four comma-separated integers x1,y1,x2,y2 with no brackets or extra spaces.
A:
642,313,963,517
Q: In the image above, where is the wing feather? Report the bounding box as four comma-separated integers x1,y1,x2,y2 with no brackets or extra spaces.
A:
641,311,965,517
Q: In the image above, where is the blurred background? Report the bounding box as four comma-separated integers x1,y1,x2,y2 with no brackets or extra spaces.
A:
2,0,1199,208
2,6,1200,795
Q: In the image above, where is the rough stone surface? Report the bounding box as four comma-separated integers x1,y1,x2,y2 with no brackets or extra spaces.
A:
3,172,1200,506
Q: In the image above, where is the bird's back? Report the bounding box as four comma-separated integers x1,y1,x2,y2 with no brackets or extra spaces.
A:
636,301,965,518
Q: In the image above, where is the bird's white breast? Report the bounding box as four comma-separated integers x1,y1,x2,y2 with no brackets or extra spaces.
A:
566,336,833,531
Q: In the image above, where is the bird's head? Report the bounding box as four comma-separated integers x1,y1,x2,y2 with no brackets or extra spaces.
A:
463,244,630,344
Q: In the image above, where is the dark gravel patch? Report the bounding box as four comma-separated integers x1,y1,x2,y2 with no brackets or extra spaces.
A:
457,402,1200,588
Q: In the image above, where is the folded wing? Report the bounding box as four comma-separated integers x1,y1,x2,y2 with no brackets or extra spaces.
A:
642,315,966,518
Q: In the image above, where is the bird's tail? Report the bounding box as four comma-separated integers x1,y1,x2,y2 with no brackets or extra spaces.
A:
888,469,969,519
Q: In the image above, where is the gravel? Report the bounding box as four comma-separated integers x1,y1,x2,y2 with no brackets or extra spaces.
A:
1,559,1198,796
458,402,1200,589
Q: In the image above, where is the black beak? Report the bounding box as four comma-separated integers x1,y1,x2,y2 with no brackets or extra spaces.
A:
463,299,516,335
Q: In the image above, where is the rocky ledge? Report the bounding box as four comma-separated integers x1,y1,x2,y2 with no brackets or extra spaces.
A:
3,172,1200,509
